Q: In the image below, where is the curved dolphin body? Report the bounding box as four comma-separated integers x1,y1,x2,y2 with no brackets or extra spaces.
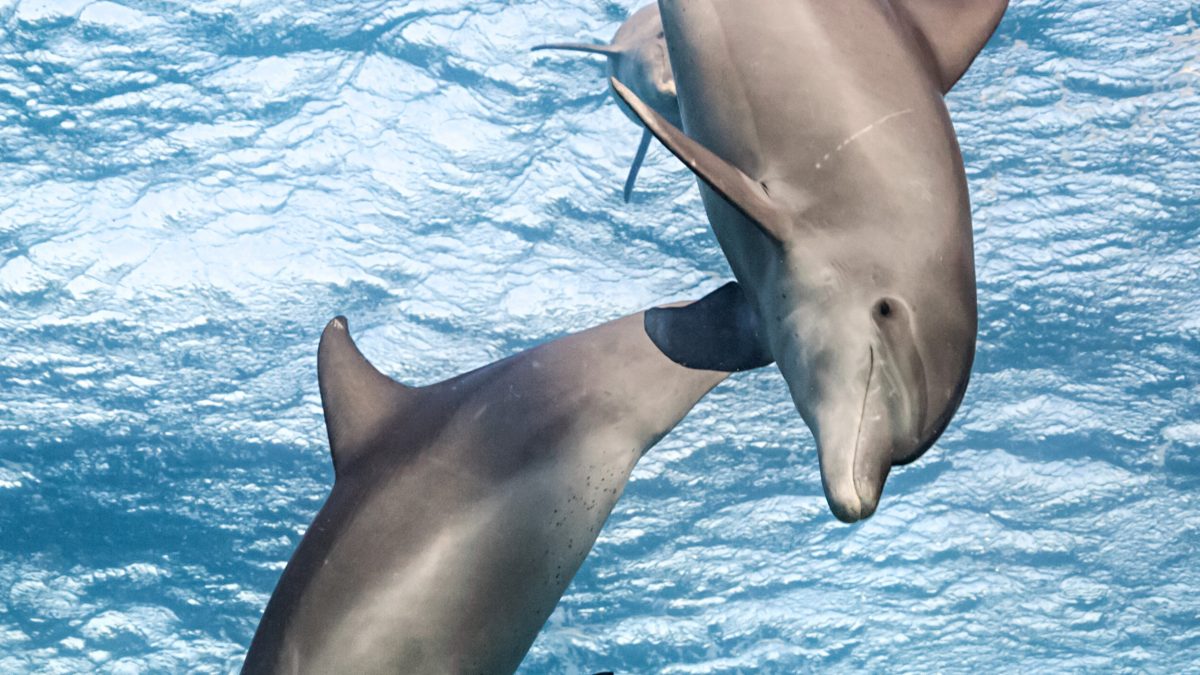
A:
242,283,771,674
533,3,679,202
613,0,1007,522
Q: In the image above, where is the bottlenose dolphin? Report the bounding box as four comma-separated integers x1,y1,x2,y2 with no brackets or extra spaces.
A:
242,283,771,673
533,3,679,202
613,0,1007,522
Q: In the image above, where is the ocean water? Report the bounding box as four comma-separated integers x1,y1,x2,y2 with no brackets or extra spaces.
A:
1,0,1197,671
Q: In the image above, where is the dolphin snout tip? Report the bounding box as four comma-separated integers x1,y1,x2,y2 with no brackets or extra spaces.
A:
852,480,882,521
829,499,863,524
823,476,880,524
827,490,879,524
827,495,874,523
823,466,886,524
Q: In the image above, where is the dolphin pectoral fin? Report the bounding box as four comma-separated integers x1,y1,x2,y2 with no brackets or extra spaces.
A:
894,0,1009,92
317,317,413,478
645,281,774,373
609,77,788,242
531,42,623,56
623,127,653,203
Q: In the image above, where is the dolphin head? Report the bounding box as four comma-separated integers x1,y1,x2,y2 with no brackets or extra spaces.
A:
762,236,975,522
724,193,979,521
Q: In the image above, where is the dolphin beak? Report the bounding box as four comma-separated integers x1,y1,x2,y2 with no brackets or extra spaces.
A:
817,414,893,523
815,347,893,523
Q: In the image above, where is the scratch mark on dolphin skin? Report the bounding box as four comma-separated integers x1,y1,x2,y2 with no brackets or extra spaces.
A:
814,109,914,170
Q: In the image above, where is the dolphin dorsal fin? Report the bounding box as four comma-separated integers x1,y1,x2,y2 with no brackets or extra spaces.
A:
531,42,624,56
894,0,1009,92
317,317,412,478
609,77,788,242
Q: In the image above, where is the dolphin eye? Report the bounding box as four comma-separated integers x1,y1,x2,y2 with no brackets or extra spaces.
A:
877,300,892,318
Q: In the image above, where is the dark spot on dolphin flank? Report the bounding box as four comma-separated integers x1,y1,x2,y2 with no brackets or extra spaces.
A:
760,181,770,195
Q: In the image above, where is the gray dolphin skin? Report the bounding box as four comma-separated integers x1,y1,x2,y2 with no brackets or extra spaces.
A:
242,283,771,674
533,3,679,202
613,0,1007,522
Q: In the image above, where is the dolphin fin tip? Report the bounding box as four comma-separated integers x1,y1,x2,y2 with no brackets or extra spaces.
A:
622,127,653,203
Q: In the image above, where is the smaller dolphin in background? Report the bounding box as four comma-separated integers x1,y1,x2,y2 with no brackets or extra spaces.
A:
242,282,770,674
533,3,679,202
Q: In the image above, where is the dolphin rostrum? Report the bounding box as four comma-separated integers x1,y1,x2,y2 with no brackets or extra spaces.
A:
242,282,771,673
613,0,1007,522
533,3,679,202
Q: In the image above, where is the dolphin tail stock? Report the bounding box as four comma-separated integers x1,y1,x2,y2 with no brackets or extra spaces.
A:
317,317,414,479
893,0,1009,92
530,42,623,56
608,77,789,243
622,127,653,203
644,281,774,373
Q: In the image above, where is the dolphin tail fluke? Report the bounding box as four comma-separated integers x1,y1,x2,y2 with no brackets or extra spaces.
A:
894,0,1009,92
531,42,623,56
318,317,413,478
622,128,653,203
609,77,789,242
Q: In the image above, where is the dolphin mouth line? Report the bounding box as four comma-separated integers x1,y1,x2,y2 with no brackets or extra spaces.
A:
850,344,874,504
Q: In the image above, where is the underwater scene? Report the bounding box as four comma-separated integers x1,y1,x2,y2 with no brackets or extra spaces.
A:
1,0,1198,671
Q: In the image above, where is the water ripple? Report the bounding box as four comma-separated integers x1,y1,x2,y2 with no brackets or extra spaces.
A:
1,0,1198,672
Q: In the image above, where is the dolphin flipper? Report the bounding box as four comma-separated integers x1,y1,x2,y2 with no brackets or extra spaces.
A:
317,317,413,478
623,127,653,203
645,281,774,373
609,77,788,242
894,0,1009,92
531,42,623,56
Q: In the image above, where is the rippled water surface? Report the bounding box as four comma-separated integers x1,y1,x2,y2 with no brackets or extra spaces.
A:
2,0,1198,671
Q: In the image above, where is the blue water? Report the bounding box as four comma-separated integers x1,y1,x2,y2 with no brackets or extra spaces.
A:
1,0,1197,671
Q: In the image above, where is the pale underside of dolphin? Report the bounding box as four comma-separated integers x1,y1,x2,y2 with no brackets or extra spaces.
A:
241,283,771,674
533,3,679,202
613,0,1007,522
